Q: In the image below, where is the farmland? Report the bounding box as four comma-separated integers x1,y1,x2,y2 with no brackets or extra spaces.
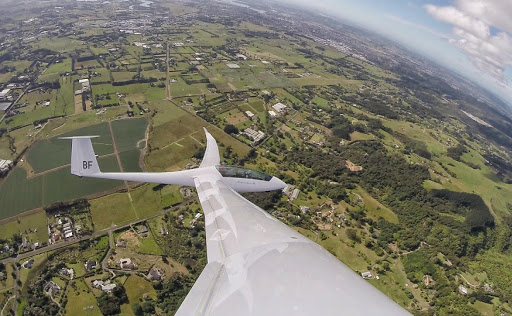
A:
0,118,147,218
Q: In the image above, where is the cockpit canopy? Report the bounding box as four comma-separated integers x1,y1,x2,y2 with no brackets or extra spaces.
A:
216,165,273,181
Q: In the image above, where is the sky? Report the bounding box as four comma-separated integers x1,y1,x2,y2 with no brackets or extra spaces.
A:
274,0,512,106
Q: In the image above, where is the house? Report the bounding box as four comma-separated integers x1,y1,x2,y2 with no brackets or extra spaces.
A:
93,279,117,292
120,258,137,270
361,272,373,279
147,269,162,281
116,240,127,248
272,102,287,113
85,260,97,271
102,283,117,292
226,63,240,69
22,259,34,269
74,89,82,95
268,110,277,117
299,206,310,214
458,285,468,295
59,268,73,277
160,226,167,235
44,281,61,295
138,225,148,234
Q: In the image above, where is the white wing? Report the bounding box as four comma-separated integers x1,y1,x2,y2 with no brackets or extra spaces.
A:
200,128,220,168
176,173,411,316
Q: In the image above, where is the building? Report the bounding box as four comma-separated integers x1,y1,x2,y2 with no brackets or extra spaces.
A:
79,78,90,92
85,260,97,271
226,63,240,69
138,225,148,234
235,54,248,60
245,111,255,120
290,188,300,201
243,128,265,144
458,285,468,295
0,159,13,176
268,110,277,117
0,89,11,101
147,268,162,281
59,268,73,277
22,258,34,269
299,206,310,214
361,272,373,279
120,258,137,270
44,281,61,295
93,279,117,292
272,102,287,113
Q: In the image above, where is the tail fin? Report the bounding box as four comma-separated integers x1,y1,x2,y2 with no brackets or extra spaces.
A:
59,136,101,176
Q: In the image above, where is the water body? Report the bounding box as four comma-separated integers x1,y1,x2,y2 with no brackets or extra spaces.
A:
218,0,265,14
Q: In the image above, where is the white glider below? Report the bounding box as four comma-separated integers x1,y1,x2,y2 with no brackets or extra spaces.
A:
61,128,410,315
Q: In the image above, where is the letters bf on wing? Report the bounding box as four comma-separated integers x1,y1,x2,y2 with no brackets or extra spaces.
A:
83,161,93,169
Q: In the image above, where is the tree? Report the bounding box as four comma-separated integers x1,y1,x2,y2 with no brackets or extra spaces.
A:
346,229,360,243
224,124,239,135
132,303,143,316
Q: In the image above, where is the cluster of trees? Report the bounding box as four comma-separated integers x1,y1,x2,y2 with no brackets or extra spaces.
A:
23,266,60,315
44,199,90,216
97,285,128,315
446,144,467,161
287,140,495,260
394,133,432,159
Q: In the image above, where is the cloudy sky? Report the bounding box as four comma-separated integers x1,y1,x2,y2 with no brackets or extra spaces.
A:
277,0,512,105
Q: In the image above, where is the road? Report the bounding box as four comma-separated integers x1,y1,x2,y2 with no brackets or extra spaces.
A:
0,55,57,125
0,295,14,316
0,197,195,265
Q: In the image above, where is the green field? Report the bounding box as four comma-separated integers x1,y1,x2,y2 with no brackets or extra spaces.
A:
1,76,74,129
64,278,102,316
124,275,157,302
0,211,47,241
0,168,44,218
27,122,113,173
90,193,137,230
42,155,122,205
119,149,142,172
111,118,148,152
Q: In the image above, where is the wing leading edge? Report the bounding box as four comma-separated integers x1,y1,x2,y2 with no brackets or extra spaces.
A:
176,174,410,315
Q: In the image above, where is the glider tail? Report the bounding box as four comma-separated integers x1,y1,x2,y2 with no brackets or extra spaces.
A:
59,136,101,177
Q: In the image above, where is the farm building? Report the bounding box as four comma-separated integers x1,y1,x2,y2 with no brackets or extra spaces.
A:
245,111,255,120
272,102,288,113
226,63,240,69
0,159,13,176
290,188,300,201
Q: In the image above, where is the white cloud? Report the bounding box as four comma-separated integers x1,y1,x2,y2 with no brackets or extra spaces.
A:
425,0,512,84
